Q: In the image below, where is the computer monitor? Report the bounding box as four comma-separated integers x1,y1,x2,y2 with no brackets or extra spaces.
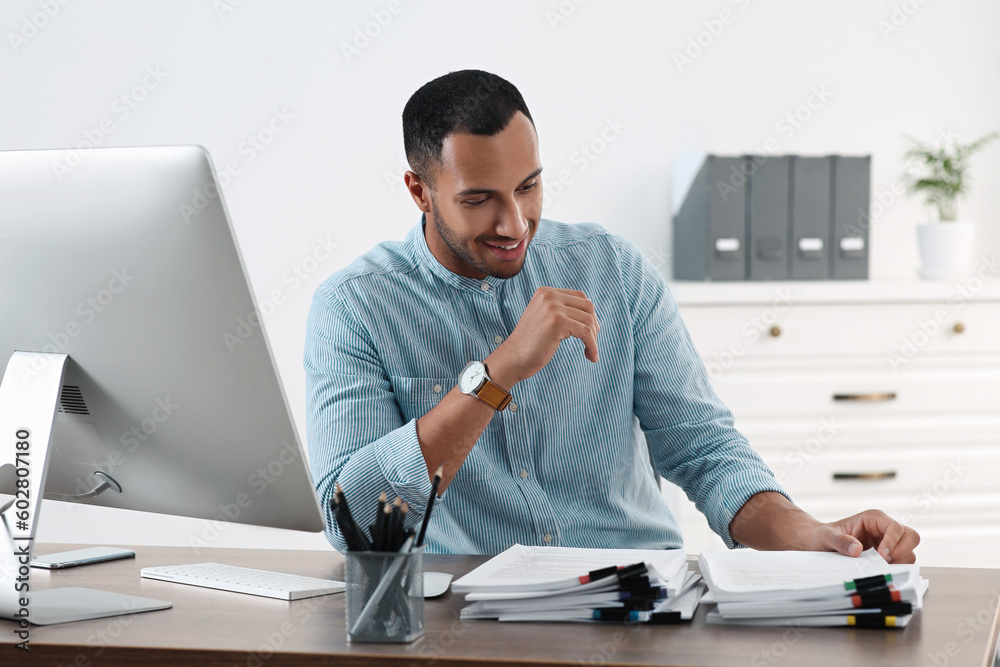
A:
0,146,325,624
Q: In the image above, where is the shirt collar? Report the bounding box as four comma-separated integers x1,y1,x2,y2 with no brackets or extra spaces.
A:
411,213,506,295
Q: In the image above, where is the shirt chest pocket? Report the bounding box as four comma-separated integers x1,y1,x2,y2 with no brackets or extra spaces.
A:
390,375,493,482
390,376,455,422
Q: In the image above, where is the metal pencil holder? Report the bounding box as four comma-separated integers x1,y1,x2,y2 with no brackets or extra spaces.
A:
345,547,424,643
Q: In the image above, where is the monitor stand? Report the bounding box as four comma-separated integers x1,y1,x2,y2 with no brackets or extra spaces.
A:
0,350,171,626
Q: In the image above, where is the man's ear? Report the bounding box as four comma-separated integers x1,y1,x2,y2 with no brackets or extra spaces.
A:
404,171,432,213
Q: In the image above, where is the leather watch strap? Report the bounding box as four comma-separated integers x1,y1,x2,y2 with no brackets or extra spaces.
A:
476,380,512,411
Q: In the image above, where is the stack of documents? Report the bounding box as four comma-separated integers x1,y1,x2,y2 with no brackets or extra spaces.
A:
453,544,703,624
699,548,928,628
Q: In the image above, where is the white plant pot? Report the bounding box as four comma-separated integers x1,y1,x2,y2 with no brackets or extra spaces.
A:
916,221,976,279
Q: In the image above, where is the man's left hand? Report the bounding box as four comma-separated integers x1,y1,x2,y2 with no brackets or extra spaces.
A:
806,509,920,564
729,493,920,563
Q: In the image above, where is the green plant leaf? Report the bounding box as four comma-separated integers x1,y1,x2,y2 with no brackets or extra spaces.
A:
900,129,999,221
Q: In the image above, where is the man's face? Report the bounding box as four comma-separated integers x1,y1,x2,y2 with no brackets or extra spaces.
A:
417,112,543,280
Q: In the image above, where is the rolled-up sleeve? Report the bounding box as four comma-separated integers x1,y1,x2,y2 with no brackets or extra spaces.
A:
611,236,790,548
304,284,435,552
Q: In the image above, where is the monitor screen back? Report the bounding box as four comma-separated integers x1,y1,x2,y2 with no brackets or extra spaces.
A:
0,146,324,532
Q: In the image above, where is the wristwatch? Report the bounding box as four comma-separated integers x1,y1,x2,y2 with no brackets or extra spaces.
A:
458,361,512,411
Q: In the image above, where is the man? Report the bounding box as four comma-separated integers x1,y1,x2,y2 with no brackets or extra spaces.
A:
305,70,919,562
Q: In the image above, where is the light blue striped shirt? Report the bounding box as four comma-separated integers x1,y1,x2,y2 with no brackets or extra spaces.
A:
305,217,787,554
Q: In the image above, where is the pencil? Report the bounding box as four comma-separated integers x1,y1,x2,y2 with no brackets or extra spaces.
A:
398,502,410,551
335,483,355,526
383,497,399,551
377,502,393,551
373,491,387,547
330,493,364,551
334,483,370,551
390,496,403,546
416,464,443,548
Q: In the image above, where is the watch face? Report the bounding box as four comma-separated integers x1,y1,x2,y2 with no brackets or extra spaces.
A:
460,361,486,394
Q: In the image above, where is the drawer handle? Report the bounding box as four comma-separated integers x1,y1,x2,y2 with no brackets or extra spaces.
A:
833,471,897,481
832,392,897,402
769,326,782,338
953,322,965,334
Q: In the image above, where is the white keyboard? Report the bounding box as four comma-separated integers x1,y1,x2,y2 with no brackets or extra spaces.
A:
140,562,346,601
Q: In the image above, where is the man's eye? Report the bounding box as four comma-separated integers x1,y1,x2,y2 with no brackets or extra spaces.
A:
464,198,489,207
520,181,538,192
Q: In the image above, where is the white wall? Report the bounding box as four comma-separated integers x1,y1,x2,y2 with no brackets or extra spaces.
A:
2,0,998,550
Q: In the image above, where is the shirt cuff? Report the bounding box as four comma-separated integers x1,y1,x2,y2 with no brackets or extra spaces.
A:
705,471,792,549
370,418,439,509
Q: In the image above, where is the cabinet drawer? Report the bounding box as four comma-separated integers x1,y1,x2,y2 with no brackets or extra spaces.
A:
710,358,1000,418
760,444,1000,498
739,413,1000,450
680,301,1000,360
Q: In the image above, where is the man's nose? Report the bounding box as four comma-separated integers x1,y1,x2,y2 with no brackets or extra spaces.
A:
496,196,528,239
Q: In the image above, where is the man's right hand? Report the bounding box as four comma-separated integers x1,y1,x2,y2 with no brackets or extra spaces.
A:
415,287,598,491
487,287,600,389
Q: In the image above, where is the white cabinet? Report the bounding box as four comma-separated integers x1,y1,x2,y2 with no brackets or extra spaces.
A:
664,280,1000,568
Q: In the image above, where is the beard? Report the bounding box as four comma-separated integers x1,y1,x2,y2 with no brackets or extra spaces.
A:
428,195,532,280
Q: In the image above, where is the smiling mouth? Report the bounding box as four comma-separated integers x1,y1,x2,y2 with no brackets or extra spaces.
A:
483,236,527,261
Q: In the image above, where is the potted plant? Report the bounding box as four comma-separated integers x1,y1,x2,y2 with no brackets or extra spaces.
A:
903,130,998,279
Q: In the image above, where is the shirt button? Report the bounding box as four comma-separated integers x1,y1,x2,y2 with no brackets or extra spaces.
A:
519,469,528,479
480,283,490,292
509,403,518,412
543,534,552,544
432,384,442,394
494,334,503,345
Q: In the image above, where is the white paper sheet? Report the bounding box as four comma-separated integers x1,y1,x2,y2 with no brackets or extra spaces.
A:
453,544,688,595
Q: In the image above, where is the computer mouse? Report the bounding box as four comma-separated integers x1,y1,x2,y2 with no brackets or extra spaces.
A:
423,571,453,598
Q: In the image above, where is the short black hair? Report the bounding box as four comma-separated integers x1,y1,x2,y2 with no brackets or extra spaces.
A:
403,70,534,186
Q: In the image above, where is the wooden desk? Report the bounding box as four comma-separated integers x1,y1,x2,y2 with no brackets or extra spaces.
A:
3,543,999,666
